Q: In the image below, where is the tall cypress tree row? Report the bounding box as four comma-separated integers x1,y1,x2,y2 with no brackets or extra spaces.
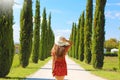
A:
40,8,47,60
84,0,93,64
92,0,106,69
32,0,40,63
79,12,85,61
0,0,14,77
20,0,33,67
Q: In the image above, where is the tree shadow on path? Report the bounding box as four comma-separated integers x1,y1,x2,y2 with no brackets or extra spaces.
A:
26,78,68,80
1,77,68,80
0,77,25,80
26,78,54,80
25,78,68,80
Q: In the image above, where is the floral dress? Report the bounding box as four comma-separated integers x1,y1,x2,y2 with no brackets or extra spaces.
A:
51,45,70,76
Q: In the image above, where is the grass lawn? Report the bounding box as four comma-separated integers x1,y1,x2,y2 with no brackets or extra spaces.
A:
0,54,51,80
71,56,120,80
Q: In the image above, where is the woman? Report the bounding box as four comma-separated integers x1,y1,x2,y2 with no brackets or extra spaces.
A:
51,36,72,80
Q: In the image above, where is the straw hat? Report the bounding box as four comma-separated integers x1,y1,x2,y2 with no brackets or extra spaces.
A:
55,36,70,46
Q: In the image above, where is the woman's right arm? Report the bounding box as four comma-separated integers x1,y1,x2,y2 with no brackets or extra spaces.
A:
51,44,56,56
64,40,72,54
51,44,56,72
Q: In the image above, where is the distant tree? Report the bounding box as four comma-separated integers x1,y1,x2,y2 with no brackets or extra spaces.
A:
40,8,47,60
20,0,33,67
79,12,85,61
0,0,14,77
32,0,40,63
104,38,119,52
84,0,93,64
92,0,106,69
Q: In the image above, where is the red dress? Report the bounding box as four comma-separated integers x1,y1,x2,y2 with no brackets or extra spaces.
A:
51,45,70,76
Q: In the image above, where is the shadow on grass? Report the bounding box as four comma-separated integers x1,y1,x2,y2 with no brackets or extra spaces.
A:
0,77,68,80
0,77,25,80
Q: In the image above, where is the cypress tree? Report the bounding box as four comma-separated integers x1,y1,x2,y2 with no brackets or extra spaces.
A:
44,21,48,59
69,24,74,57
75,17,81,59
46,14,50,58
84,0,93,64
92,0,106,69
79,12,85,61
40,8,47,60
32,0,40,63
72,23,76,58
47,13,55,57
0,0,14,77
75,26,78,59
20,0,33,67
71,23,75,57
49,16,55,54
74,24,77,58
44,18,48,59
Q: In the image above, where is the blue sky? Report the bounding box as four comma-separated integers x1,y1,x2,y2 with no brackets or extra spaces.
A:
13,0,120,43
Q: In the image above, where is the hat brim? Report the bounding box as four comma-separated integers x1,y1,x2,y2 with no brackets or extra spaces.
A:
55,41,70,46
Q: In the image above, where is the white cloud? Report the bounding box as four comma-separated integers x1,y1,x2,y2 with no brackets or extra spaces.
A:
54,29,71,39
105,11,114,19
13,24,20,43
93,2,120,6
93,2,96,6
13,4,22,9
105,11,120,19
48,9,63,14
107,3,120,6
115,12,120,17
66,21,73,25
13,0,23,9
66,19,78,26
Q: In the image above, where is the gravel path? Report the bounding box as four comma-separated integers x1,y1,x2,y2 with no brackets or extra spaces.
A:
26,56,107,80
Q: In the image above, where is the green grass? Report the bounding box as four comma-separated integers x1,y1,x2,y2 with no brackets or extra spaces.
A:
71,56,120,80
0,54,51,80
